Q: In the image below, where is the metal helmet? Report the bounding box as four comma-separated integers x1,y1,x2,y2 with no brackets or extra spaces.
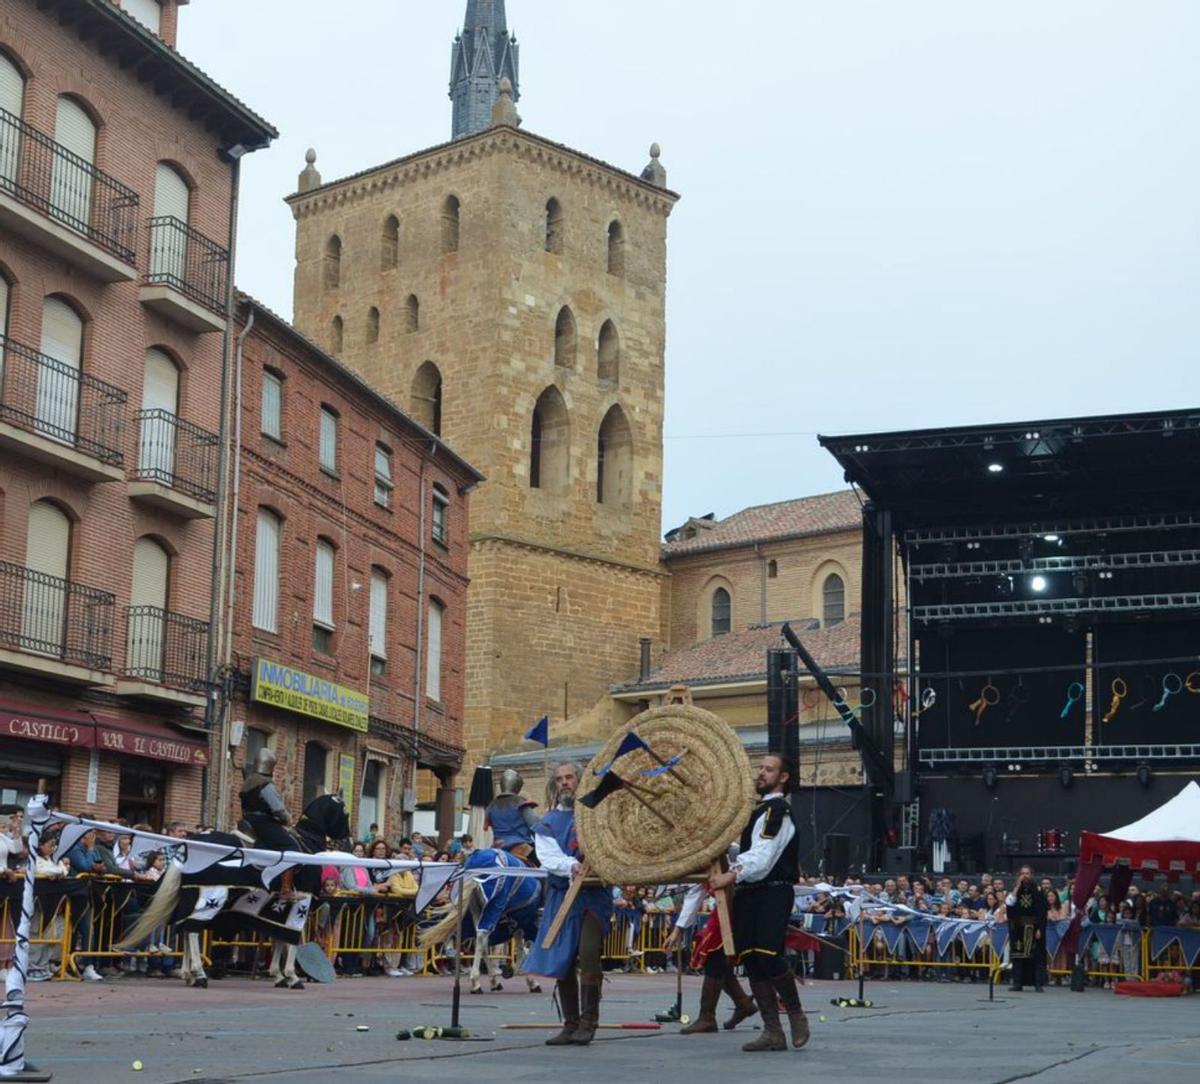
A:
251,747,278,776
499,768,524,797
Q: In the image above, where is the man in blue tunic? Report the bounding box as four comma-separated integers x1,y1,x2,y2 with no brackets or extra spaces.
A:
523,760,613,1046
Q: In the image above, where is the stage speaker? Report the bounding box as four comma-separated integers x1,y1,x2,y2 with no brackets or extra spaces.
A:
811,935,844,980
885,846,916,873
823,833,850,881
893,770,914,805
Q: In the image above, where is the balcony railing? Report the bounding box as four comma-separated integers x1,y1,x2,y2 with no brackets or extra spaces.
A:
132,409,219,504
124,606,209,692
0,560,115,673
0,333,127,466
145,216,229,316
0,108,139,265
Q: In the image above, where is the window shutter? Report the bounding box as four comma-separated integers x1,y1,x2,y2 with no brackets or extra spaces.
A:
22,500,70,653
261,371,282,438
313,540,334,628
51,97,96,226
38,297,82,441
369,571,388,659
0,54,24,185
319,408,337,472
151,163,189,283
252,510,280,632
153,162,188,221
426,600,443,702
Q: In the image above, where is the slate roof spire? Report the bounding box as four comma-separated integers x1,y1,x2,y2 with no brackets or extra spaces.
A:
450,0,520,139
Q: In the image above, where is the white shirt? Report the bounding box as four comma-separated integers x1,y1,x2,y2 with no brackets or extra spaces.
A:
533,806,579,880
675,883,705,929
732,793,794,885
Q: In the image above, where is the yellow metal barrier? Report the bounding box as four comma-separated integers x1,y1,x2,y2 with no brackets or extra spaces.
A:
847,921,1002,984
0,891,73,981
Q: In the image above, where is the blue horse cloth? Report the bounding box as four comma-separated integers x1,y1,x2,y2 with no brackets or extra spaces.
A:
522,809,612,979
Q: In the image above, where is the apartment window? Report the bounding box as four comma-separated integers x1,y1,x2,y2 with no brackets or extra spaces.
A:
432,485,449,546
313,539,335,653
369,568,388,676
711,587,731,637
261,369,283,440
121,0,162,33
425,598,444,703
252,509,281,632
245,726,271,769
319,406,338,474
302,741,328,809
374,443,393,508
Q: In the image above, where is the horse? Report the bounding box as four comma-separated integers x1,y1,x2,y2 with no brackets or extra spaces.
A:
418,848,543,994
115,794,350,990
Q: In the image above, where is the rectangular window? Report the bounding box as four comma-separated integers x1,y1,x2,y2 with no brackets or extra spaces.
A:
374,444,393,508
245,726,271,767
426,599,443,703
369,569,388,670
313,539,334,653
252,510,280,632
319,407,338,474
432,488,449,546
261,370,282,440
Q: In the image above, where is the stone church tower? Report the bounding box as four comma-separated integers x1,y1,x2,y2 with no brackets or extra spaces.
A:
286,3,679,776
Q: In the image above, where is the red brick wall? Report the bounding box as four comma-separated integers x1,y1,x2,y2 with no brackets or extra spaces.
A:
220,308,474,828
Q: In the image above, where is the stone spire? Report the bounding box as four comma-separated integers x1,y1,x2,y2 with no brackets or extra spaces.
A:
450,0,520,140
298,148,321,194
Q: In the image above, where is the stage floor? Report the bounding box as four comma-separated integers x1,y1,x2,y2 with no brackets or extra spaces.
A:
17,970,1197,1082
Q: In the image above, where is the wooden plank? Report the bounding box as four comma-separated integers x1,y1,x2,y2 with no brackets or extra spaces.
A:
540,861,590,949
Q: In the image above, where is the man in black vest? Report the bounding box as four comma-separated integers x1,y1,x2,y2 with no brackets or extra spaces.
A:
708,753,809,1053
1006,864,1047,992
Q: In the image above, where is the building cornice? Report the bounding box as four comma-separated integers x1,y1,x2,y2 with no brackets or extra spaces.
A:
469,532,667,579
286,126,680,221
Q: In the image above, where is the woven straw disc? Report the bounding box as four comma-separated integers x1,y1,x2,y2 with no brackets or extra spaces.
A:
576,703,754,884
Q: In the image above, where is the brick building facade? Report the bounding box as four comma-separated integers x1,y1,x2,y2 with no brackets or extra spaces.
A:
0,0,273,827
212,297,481,841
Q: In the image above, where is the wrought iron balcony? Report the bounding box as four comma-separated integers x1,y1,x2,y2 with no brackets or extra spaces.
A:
144,216,229,318
0,108,139,271
0,560,115,674
0,332,127,476
123,606,209,693
131,409,219,506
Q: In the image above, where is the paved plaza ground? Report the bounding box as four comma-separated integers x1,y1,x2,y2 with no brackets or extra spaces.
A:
15,971,1199,1083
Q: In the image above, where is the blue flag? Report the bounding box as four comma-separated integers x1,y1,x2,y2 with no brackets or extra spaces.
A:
595,732,650,776
578,772,625,808
524,715,549,747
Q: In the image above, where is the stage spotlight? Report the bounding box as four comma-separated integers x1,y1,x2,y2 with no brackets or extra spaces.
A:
1137,763,1153,787
987,463,1004,474
1043,534,1060,543
1058,766,1074,789
982,766,998,790
1030,575,1048,593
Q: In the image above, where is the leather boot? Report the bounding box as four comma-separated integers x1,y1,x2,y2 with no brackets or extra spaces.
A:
721,973,758,1030
545,974,580,1045
680,975,721,1034
741,979,788,1052
772,970,810,1049
569,973,602,1045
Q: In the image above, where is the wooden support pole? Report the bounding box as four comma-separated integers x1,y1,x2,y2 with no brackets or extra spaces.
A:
711,861,735,958
541,861,590,949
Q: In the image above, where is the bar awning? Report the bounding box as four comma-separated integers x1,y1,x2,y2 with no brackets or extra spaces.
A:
0,700,209,767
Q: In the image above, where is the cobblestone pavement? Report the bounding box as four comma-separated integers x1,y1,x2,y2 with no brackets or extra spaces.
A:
15,971,1200,1083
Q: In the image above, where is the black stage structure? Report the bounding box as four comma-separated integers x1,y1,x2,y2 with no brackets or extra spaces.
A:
817,408,1200,874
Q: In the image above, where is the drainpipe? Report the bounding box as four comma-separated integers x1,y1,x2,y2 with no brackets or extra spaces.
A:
409,440,437,833
756,542,767,624
212,305,254,832
202,151,242,827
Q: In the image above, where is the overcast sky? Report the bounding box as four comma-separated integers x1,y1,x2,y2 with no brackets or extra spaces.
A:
182,1,1199,535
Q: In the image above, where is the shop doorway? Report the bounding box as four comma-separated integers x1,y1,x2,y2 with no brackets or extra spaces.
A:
118,762,166,830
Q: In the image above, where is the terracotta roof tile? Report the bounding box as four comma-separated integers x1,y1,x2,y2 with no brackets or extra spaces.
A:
614,615,886,691
663,490,862,557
